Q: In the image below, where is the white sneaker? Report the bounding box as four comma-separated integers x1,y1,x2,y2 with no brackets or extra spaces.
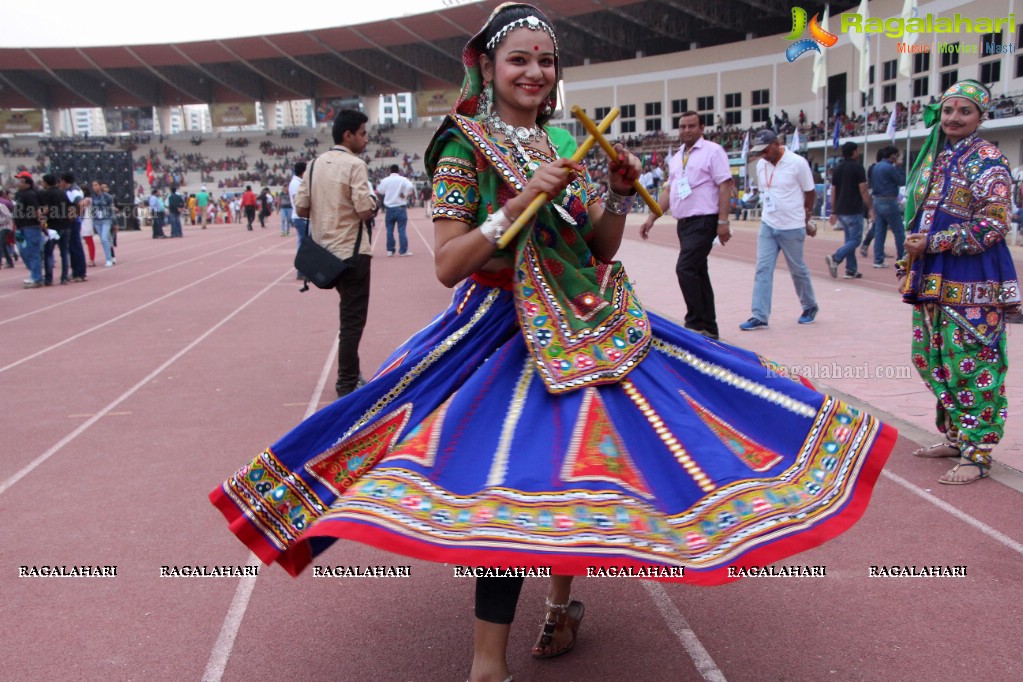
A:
387,251,395,257
399,252,413,257
105,261,114,267
112,257,117,264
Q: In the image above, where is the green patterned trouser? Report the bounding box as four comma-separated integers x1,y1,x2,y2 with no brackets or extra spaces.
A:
911,304,1008,466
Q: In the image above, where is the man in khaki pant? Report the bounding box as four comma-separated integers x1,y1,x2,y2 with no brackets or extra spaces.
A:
196,186,210,229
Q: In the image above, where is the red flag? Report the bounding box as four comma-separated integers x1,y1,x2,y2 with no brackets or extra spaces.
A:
146,158,155,185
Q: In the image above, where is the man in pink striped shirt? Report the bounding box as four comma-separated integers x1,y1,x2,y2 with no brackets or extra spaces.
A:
641,111,733,340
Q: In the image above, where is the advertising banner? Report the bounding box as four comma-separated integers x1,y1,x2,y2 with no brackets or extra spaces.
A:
314,97,361,123
413,89,460,117
0,109,44,134
102,107,154,132
210,102,257,127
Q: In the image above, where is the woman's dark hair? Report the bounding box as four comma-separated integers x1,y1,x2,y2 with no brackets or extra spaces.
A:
482,4,559,125
483,5,555,59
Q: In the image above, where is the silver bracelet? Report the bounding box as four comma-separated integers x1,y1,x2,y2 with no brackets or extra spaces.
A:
478,207,511,244
604,188,635,215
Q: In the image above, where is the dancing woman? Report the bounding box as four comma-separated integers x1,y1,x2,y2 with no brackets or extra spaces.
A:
211,5,894,680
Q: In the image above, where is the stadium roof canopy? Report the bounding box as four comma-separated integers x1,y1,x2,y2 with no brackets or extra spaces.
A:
0,0,854,110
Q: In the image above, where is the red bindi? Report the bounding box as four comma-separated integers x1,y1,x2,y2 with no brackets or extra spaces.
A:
534,45,539,51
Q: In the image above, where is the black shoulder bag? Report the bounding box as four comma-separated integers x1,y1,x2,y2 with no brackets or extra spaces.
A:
294,155,365,292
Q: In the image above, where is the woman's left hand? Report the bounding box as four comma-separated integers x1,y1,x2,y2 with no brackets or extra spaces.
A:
607,144,642,195
905,233,927,258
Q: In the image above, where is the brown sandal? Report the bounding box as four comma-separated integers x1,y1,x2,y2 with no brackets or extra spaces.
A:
531,598,584,659
911,442,960,458
939,459,991,485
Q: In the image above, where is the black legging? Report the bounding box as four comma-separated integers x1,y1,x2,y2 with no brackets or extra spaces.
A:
474,576,525,624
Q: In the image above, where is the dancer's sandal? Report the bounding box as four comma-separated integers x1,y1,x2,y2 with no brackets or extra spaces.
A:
938,459,991,485
911,442,960,458
532,598,584,659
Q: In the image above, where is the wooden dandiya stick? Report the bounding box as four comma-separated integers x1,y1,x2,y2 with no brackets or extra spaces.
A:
571,105,662,217
496,107,619,249
899,253,917,294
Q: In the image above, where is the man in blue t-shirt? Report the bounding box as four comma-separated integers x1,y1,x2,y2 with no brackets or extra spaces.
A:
868,145,906,266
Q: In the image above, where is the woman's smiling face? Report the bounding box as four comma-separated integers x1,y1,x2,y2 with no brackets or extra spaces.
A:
481,26,556,126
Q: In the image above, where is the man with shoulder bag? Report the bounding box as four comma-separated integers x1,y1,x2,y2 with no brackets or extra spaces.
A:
294,109,378,399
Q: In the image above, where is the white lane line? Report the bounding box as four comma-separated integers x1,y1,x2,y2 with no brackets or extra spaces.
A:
0,233,270,326
201,336,338,682
200,554,262,682
0,269,292,499
642,581,728,682
882,470,1023,556
0,242,288,375
409,217,436,257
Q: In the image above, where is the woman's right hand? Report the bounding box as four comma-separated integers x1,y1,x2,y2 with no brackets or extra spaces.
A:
505,158,582,219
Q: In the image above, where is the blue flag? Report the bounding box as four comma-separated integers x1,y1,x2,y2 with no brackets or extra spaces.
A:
832,115,840,150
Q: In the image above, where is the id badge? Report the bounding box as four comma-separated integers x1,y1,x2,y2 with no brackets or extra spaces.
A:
676,176,692,201
763,192,776,211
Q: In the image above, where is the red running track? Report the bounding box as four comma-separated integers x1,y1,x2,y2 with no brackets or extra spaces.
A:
2,218,1021,682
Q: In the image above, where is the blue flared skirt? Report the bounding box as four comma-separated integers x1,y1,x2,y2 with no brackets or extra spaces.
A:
212,275,894,585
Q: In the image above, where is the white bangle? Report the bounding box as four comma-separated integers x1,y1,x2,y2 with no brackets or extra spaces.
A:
478,208,510,244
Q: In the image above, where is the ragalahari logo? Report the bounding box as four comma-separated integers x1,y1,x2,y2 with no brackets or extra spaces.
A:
784,7,838,61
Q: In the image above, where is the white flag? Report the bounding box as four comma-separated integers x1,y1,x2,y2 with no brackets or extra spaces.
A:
886,108,898,142
848,0,871,95
898,0,920,77
811,6,830,95
740,131,750,162
790,126,801,151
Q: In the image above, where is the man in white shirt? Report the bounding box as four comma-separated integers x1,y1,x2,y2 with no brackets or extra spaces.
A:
375,164,415,256
638,169,654,212
289,161,308,279
740,129,819,330
148,188,166,239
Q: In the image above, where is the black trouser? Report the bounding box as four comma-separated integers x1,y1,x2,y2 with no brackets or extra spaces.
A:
43,228,71,284
245,206,256,229
69,221,86,278
475,576,525,624
335,254,371,397
675,214,719,337
152,212,166,238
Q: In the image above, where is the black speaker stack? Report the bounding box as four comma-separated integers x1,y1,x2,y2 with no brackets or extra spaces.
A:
50,151,135,207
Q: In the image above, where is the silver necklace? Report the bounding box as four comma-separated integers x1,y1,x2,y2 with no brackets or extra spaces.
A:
496,117,576,225
487,113,543,145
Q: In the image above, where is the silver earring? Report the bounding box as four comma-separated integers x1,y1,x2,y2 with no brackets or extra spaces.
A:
542,99,554,116
479,82,493,118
